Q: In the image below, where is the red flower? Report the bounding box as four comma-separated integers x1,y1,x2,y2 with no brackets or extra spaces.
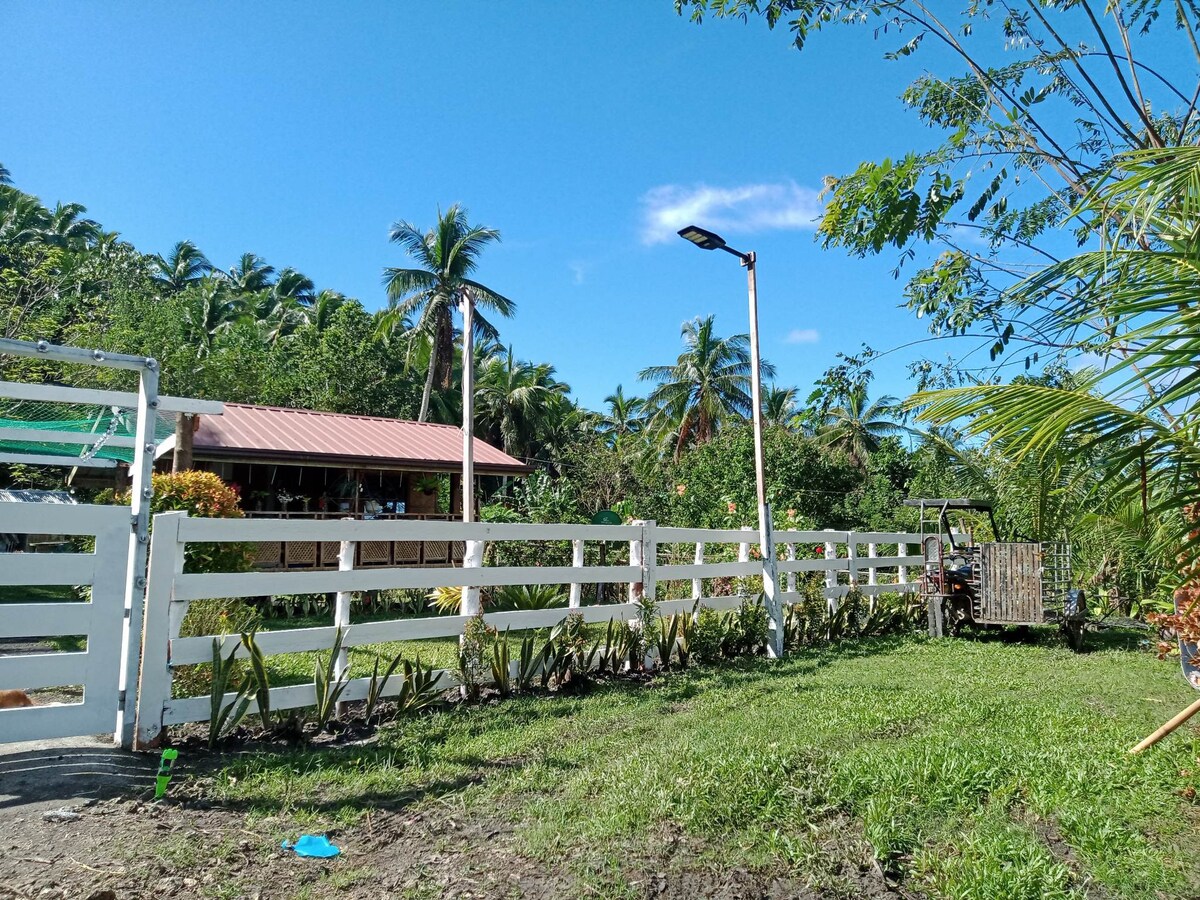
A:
727,501,737,514
815,545,825,555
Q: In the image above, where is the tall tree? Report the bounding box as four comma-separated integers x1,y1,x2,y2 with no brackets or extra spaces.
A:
151,240,213,293
678,1,1198,383
380,204,515,422
598,385,646,446
475,346,570,460
762,384,799,428
639,315,775,459
820,387,903,469
225,252,275,296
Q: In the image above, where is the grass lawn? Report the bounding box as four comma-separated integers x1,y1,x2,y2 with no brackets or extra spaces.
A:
194,631,1200,899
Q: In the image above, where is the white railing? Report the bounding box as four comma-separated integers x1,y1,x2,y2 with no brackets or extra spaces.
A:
133,514,941,745
0,503,133,744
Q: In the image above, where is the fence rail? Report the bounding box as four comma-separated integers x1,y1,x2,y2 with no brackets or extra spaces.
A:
133,514,948,745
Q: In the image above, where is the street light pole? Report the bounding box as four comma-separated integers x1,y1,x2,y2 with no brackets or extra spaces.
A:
677,226,783,658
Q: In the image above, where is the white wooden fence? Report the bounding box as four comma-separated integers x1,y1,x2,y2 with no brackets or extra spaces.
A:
0,503,133,743
133,515,935,745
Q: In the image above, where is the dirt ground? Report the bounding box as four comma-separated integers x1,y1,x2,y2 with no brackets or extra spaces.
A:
0,740,911,900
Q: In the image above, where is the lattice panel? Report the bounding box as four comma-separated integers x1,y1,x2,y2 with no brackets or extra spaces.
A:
360,540,392,565
286,541,318,568
394,540,421,563
424,540,450,563
253,541,283,567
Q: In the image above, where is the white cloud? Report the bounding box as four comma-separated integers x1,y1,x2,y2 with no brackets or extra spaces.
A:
567,260,589,285
784,328,820,344
640,181,822,245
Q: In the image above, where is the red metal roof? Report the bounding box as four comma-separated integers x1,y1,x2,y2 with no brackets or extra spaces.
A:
193,403,530,474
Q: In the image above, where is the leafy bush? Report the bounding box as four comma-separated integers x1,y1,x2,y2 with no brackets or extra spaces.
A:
140,471,252,574
723,595,768,657
458,612,493,701
689,606,726,665
427,585,463,615
492,584,568,610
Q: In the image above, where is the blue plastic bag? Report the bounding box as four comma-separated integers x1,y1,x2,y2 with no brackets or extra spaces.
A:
281,834,341,858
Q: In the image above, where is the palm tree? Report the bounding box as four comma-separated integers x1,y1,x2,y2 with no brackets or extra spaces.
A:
225,253,275,295
380,204,515,422
0,189,51,249
819,388,903,469
257,267,315,344
0,163,11,185
44,202,99,248
762,384,800,429
598,385,645,447
310,289,348,332
911,146,1200,568
639,315,775,460
151,240,213,293
185,277,244,357
475,347,570,460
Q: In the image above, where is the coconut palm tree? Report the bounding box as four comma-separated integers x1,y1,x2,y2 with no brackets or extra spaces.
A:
380,204,515,422
819,388,903,468
639,315,775,460
225,253,275,296
762,384,800,429
475,347,570,460
257,267,315,344
598,385,646,447
913,146,1200,568
0,163,11,185
44,202,99,249
185,277,245,357
309,289,348,332
151,240,213,293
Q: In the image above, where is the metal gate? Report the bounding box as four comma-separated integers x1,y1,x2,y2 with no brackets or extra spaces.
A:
0,502,132,743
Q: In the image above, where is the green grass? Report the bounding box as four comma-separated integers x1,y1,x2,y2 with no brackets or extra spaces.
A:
200,631,1200,898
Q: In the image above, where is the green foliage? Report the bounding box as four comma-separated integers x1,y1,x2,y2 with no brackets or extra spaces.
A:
516,633,547,692
238,629,272,730
656,613,679,670
208,636,252,749
426,585,462,615
490,630,512,698
393,658,442,715
688,606,725,665
491,584,567,611
312,627,350,730
364,652,405,721
457,612,493,701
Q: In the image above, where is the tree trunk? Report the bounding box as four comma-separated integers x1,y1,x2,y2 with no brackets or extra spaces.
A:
172,413,194,473
418,353,436,423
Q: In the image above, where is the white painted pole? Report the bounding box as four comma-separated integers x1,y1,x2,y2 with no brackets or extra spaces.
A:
629,522,645,602
743,253,782,658
785,536,797,595
334,533,355,679
134,511,185,749
692,542,704,601
569,539,584,608
118,357,159,748
460,293,482,618
824,537,838,614
867,543,877,586
898,543,908,585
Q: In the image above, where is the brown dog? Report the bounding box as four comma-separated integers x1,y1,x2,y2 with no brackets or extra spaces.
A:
0,689,34,709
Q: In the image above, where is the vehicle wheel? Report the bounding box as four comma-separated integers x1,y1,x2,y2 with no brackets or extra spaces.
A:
1064,619,1086,653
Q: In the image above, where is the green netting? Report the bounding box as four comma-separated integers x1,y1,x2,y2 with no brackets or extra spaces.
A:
0,399,175,464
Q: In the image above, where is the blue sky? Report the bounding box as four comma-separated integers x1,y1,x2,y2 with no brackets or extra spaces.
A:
5,2,983,409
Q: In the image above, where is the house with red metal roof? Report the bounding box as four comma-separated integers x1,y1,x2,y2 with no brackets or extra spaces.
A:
182,403,530,570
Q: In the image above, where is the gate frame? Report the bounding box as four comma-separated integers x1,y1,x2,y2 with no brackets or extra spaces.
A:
0,338,221,747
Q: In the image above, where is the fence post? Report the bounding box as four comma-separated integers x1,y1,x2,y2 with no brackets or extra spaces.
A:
569,538,584,608
334,528,355,714
847,535,860,588
642,520,657,602
867,543,877,586
134,511,185,749
628,523,644,602
461,539,484,616
692,542,704,601
739,527,751,566
824,532,838,615
898,542,908,584
785,534,797,596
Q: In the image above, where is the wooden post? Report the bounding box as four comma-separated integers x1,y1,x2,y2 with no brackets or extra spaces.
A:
172,412,194,473
785,540,796,595
867,543,877,586
824,535,838,614
642,520,657,603
461,539,484,615
134,511,185,749
569,538,584,608
692,542,704,601
898,542,908,585
629,523,644,602
334,527,355,716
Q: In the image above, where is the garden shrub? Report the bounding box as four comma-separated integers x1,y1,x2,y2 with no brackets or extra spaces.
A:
689,606,726,664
